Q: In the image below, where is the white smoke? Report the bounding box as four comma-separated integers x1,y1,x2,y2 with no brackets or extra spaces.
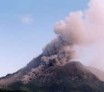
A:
43,0,104,71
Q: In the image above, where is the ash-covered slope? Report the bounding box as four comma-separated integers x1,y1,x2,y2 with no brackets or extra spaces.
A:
0,54,43,87
0,56,104,92
26,61,104,92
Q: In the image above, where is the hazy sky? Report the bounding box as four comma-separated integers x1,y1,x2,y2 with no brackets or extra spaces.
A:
0,0,89,76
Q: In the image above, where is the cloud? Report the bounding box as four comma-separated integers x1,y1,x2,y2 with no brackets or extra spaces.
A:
20,15,34,24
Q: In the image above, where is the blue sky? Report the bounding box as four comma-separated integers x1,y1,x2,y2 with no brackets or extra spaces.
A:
0,0,89,76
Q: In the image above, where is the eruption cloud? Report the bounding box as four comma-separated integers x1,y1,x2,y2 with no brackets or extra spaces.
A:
22,0,104,83
43,0,104,71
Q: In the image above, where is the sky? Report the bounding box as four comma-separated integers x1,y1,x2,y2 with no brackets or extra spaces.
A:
0,0,89,77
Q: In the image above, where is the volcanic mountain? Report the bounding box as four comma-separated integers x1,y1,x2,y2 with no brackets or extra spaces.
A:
0,53,104,92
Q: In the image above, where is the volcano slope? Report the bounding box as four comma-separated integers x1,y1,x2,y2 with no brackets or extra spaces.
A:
0,54,104,92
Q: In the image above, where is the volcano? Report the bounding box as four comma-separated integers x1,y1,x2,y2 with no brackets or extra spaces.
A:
1,0,104,91
0,54,104,92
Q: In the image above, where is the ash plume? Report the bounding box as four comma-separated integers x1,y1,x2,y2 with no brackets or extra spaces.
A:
22,0,104,83
43,0,104,70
